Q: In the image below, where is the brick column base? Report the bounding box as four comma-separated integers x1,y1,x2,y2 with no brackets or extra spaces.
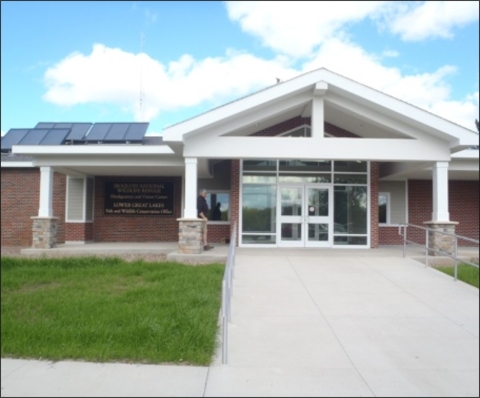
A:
423,221,459,256
31,217,59,249
178,218,204,254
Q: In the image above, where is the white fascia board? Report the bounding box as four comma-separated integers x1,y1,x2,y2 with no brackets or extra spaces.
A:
12,145,174,155
32,155,184,167
1,161,35,168
184,136,450,161
163,70,329,141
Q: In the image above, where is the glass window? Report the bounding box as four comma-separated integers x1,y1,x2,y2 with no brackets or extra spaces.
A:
243,160,277,171
242,234,276,244
206,192,230,221
279,160,331,172
242,173,277,184
334,186,367,234
378,193,390,224
278,174,331,183
334,236,368,245
242,185,276,233
334,161,367,172
334,174,367,184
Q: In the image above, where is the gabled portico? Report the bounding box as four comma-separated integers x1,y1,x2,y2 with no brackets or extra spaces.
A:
163,67,479,252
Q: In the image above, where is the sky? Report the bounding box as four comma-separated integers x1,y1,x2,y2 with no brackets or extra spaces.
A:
1,1,479,136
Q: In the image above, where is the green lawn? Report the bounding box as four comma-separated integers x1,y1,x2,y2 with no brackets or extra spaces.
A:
1,256,225,366
435,263,479,288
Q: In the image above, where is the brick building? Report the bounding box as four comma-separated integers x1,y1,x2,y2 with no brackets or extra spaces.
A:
2,68,479,251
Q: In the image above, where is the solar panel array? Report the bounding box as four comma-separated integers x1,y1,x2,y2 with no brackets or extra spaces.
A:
1,122,149,152
83,122,148,142
35,122,92,141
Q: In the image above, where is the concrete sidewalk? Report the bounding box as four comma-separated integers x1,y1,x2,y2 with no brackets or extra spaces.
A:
2,248,479,397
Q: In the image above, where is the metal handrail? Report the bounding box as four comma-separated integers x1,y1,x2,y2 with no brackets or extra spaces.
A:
398,223,479,281
221,222,237,365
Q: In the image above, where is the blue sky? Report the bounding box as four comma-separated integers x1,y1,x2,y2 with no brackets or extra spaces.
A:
1,1,479,136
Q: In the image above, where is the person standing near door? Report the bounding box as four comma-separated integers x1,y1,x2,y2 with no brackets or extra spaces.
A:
197,189,214,251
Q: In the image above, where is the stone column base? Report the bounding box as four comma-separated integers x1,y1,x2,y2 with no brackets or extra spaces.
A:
178,218,204,254
31,217,59,249
423,221,459,256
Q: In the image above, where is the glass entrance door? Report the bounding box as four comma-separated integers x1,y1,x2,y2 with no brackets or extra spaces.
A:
278,185,331,247
305,185,331,247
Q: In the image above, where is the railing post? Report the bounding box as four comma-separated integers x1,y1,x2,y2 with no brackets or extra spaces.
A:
425,229,429,268
222,279,227,364
454,237,458,282
221,222,237,365
401,225,406,258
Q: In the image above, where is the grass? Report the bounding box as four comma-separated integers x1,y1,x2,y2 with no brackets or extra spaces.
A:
435,263,479,288
1,256,225,366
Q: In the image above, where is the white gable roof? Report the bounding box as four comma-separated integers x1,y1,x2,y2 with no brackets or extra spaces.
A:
163,67,478,151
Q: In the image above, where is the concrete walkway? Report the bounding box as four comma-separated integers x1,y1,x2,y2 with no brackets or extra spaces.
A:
2,247,479,397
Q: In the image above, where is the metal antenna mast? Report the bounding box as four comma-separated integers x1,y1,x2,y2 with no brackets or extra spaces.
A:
139,31,145,122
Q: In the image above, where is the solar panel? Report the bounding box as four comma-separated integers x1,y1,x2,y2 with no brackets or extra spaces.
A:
40,128,70,145
125,123,149,141
35,123,56,129
85,123,112,141
104,123,130,141
1,129,30,152
66,123,92,140
17,129,50,145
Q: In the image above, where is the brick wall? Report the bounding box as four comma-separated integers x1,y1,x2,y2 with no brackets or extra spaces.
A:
65,223,93,242
449,180,479,242
379,227,405,245
53,173,66,244
1,168,39,246
1,168,65,247
397,180,479,247
93,176,182,242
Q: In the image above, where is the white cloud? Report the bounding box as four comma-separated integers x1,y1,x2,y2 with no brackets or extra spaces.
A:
382,50,399,58
43,40,478,131
226,1,388,58
226,1,479,58
43,44,296,122
385,1,479,41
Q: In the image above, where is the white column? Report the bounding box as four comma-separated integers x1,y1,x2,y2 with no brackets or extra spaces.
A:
184,157,198,218
311,81,327,138
39,166,54,217
432,161,450,221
